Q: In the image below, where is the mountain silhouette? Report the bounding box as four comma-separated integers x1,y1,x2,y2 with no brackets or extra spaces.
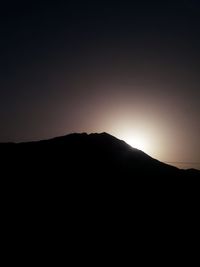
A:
1,132,199,178
1,132,199,246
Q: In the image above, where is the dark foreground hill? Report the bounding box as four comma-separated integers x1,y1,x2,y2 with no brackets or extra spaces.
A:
1,132,200,256
1,132,199,178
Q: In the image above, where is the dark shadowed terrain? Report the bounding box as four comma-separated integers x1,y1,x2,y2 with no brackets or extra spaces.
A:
1,132,199,178
1,132,200,260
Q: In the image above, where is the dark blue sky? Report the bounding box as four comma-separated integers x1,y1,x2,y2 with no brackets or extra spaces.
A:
0,0,200,168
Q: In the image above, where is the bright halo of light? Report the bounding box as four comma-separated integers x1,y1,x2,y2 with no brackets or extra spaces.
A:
123,133,149,152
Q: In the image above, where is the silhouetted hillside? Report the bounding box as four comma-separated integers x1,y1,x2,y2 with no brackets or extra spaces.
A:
1,132,199,248
1,132,199,178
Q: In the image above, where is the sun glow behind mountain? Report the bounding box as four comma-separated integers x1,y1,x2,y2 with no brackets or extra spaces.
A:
122,133,150,152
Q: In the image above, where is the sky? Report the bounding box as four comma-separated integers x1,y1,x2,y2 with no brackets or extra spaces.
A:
0,0,200,169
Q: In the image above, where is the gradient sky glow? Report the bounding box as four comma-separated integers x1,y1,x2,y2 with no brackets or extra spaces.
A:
0,0,200,169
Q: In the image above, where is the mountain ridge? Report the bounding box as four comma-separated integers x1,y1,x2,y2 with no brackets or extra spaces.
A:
1,132,199,177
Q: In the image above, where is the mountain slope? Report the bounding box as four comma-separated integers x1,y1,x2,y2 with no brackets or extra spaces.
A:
1,132,199,177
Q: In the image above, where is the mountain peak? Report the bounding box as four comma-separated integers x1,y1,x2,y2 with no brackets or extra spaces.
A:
0,132,199,176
